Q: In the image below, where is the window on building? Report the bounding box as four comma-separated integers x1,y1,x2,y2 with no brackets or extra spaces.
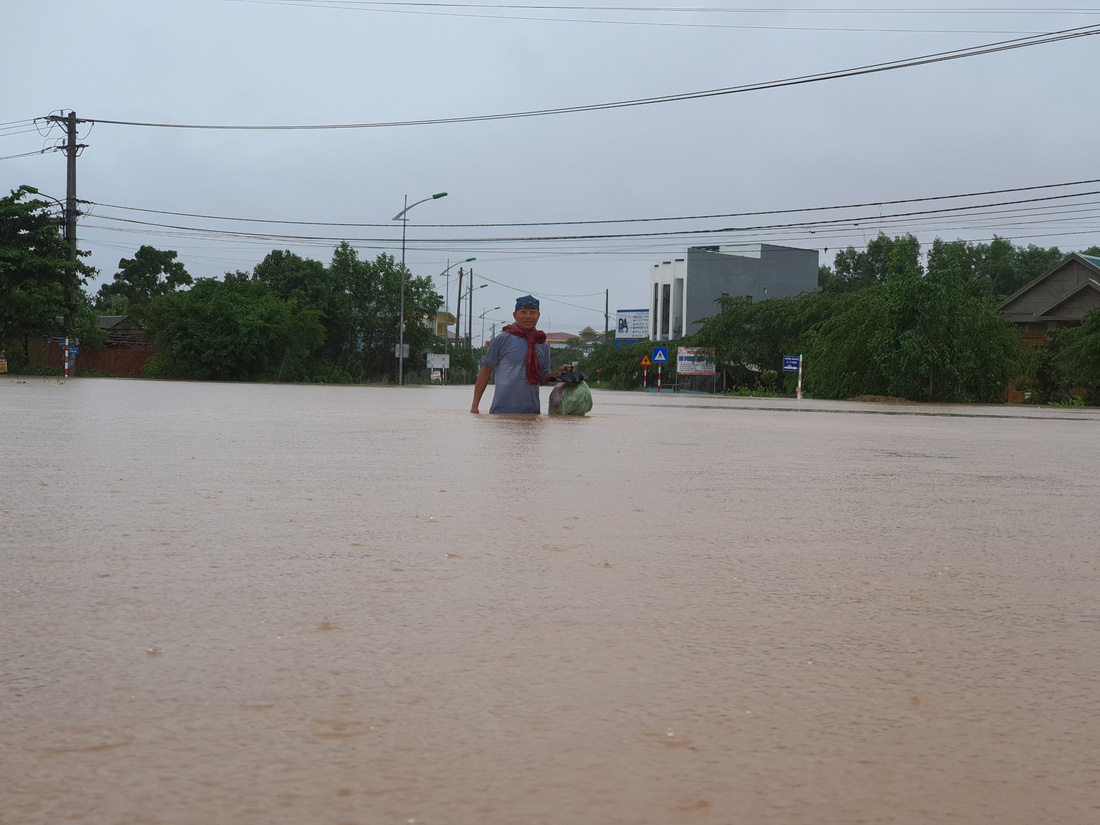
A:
662,284,671,336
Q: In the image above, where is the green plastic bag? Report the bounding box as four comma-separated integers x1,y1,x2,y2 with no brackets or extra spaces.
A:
549,380,593,416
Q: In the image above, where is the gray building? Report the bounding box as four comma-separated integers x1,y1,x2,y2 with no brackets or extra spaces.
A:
649,243,819,340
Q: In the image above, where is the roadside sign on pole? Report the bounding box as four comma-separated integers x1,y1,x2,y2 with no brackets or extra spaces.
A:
640,355,652,366
782,355,801,372
652,347,668,364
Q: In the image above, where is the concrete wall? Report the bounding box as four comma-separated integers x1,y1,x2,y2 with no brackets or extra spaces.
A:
650,244,819,340
649,258,687,340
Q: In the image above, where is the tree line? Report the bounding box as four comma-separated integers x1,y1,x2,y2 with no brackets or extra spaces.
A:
581,233,1100,404
4,187,1098,401
2,187,473,383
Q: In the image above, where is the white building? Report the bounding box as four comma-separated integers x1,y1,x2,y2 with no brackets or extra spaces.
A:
650,243,819,341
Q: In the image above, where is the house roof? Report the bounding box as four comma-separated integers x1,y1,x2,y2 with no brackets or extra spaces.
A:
999,253,1100,325
1000,253,1100,309
97,315,127,330
1035,279,1100,320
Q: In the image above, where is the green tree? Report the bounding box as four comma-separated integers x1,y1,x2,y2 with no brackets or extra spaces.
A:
802,288,889,399
250,245,444,383
927,237,1063,299
252,249,355,380
1054,307,1100,403
350,251,442,383
870,268,1022,402
0,188,95,363
1010,243,1064,297
96,245,192,313
820,233,921,294
579,338,652,390
694,291,840,387
143,274,325,381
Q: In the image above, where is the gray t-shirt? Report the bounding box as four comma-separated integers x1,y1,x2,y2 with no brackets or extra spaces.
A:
482,332,550,414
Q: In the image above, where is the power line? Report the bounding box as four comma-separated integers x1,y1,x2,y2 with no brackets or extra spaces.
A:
74,25,1100,131
0,147,60,162
83,187,1100,245
239,2,1100,15
89,177,1100,228
234,1,1100,34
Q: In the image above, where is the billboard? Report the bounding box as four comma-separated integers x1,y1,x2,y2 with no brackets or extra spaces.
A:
676,347,716,376
615,309,649,341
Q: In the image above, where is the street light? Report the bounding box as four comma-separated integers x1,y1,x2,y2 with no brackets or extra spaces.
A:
19,184,78,330
465,282,487,346
479,307,500,349
393,191,447,385
18,184,69,242
438,257,475,360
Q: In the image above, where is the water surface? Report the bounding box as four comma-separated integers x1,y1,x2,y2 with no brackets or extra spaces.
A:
3,378,1099,824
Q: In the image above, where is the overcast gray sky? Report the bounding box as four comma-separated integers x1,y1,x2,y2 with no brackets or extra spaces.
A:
5,1,1100,338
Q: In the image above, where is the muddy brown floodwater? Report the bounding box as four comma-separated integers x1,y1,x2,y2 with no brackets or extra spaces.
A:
2,377,1099,825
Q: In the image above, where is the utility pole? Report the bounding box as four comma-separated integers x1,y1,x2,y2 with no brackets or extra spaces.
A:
46,110,85,330
605,289,609,337
64,112,77,266
467,268,474,347
455,267,464,350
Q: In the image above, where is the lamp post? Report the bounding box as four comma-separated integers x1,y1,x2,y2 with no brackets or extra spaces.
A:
393,191,447,385
438,257,475,362
18,185,71,254
466,282,486,346
479,307,500,349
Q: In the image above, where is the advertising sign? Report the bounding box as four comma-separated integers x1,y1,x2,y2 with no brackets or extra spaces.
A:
677,347,715,376
615,309,649,342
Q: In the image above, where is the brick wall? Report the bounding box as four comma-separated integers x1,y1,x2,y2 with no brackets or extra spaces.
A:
36,342,152,376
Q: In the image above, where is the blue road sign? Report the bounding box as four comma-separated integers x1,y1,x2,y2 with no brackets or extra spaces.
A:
652,347,668,364
782,355,801,372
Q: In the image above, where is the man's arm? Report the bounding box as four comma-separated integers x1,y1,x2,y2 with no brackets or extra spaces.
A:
471,364,494,413
540,364,573,384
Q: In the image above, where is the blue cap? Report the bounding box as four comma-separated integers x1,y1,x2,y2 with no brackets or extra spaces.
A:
515,295,540,310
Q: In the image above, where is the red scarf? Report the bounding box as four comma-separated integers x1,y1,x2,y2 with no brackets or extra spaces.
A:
502,324,546,384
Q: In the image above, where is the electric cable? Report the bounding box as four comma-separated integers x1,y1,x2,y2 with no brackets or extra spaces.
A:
88,177,1100,228
73,25,1100,131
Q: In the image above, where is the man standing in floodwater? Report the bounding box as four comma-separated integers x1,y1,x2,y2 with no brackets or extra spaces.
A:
471,295,572,414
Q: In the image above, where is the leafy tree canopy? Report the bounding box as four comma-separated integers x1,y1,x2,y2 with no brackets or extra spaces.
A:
1054,307,1100,402
870,267,1022,402
143,273,325,382
96,245,192,313
1,188,96,357
926,236,1062,299
137,244,445,383
819,233,921,294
